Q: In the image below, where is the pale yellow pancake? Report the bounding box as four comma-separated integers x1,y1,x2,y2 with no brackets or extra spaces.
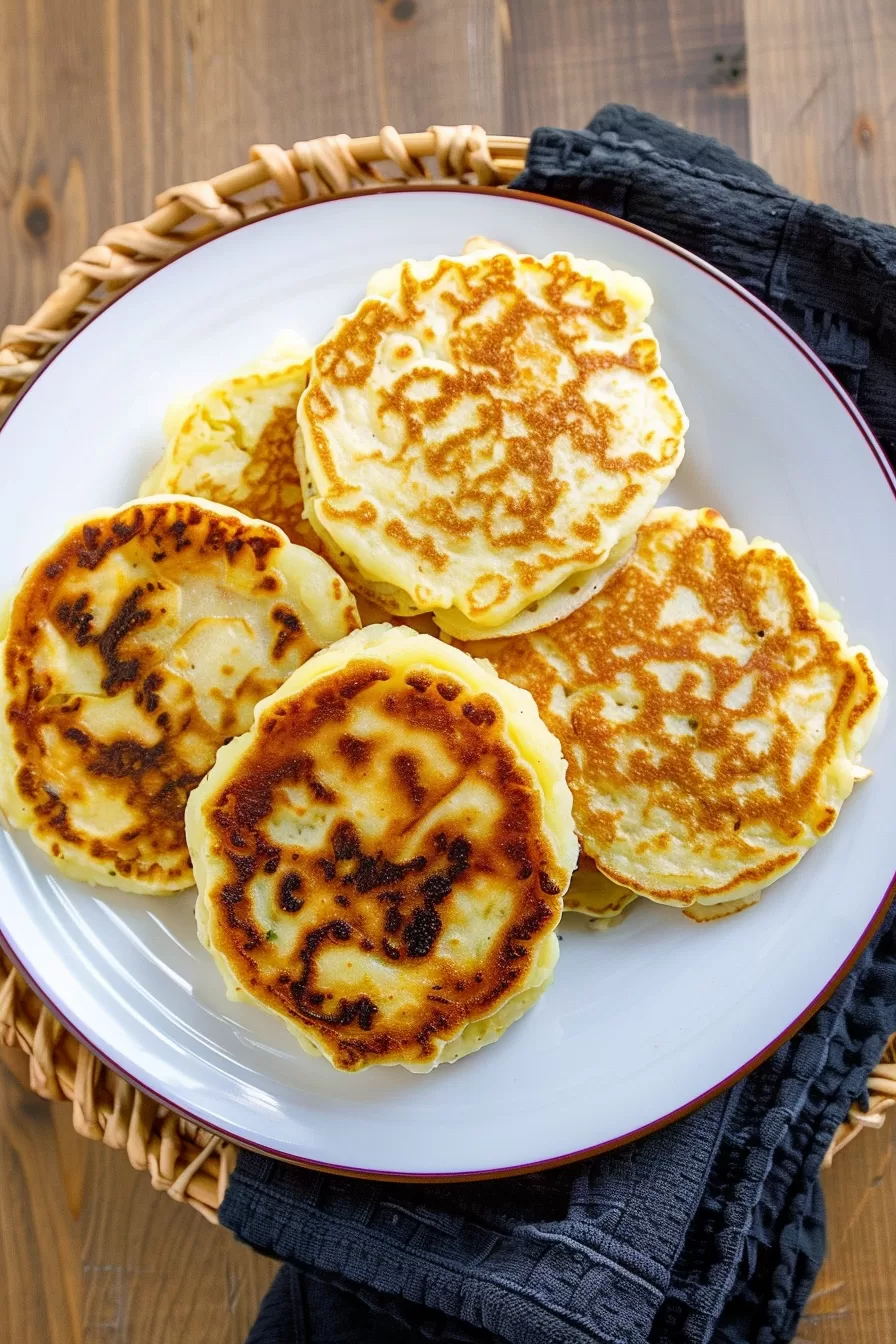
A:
297,248,687,635
0,497,359,892
564,855,639,926
187,624,577,1071
141,333,320,550
475,507,886,912
563,858,759,925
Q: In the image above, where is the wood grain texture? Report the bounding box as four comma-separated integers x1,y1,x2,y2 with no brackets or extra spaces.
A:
804,1122,896,1344
1,2,896,1341
0,1063,276,1344
503,0,748,153
373,0,503,132
0,0,504,330
0,1,94,330
0,1075,80,1344
746,0,896,222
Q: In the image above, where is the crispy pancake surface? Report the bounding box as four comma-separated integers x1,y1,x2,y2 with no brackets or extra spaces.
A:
297,249,687,633
140,333,320,549
187,624,577,1071
0,497,359,892
475,507,886,910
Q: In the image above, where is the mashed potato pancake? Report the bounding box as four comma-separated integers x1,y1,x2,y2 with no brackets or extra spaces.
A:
187,624,576,1071
0,497,358,892
562,857,757,925
141,333,319,549
476,507,886,911
564,855,639,925
297,249,687,635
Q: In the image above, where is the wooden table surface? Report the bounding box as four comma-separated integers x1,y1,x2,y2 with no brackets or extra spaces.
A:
1,2,894,1340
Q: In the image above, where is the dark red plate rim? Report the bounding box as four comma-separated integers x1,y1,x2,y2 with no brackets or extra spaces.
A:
1,183,894,1184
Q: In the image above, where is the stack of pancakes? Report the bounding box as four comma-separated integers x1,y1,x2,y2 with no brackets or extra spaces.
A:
0,244,884,1071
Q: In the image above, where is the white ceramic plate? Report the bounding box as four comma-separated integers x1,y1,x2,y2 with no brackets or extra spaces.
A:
1,186,894,1179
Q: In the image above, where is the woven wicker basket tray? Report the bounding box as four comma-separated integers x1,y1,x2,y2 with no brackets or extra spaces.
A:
0,125,892,1222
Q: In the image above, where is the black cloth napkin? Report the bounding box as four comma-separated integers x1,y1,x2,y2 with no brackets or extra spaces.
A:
223,106,896,1344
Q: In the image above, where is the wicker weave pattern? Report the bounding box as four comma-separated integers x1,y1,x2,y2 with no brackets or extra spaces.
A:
0,125,889,1219
0,952,234,1222
0,127,527,416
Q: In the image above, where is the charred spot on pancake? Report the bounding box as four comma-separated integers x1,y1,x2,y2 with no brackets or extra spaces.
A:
271,605,303,659
278,871,304,912
392,751,426,806
56,594,94,645
96,587,153,693
331,818,361,862
169,519,191,552
288,920,379,1032
403,905,442,957
419,873,452,902
462,696,498,727
192,640,568,1069
247,535,280,570
503,837,533,880
337,734,371,767
353,850,428,894
383,905,403,934
78,511,143,569
139,670,164,713
0,498,356,890
338,664,390,700
88,737,167,778
447,835,471,869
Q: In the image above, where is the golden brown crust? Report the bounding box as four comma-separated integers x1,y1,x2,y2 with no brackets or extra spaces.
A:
197,651,566,1069
1,499,354,890
180,399,318,548
142,339,322,551
476,508,884,906
300,251,685,626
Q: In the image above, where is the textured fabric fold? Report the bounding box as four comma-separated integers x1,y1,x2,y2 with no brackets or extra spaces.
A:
225,105,896,1344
